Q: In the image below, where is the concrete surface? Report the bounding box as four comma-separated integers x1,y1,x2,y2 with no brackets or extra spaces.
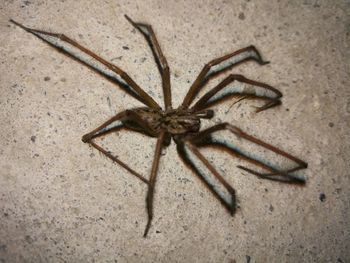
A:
1,0,349,262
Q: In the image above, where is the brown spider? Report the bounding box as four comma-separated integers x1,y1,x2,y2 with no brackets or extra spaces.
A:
10,15,307,237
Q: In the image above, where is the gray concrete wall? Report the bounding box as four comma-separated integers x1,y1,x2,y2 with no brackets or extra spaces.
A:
1,0,349,262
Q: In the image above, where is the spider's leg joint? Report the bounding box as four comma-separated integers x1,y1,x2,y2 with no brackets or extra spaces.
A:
82,134,91,143
225,123,244,137
229,73,244,79
255,99,282,113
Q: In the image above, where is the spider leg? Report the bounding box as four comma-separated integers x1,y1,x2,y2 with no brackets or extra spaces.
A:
143,131,165,237
182,46,269,108
176,138,237,214
10,19,160,110
125,15,172,110
191,123,308,184
192,74,282,113
83,112,166,237
82,110,159,184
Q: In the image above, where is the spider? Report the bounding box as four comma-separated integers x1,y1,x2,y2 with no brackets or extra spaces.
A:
10,15,308,237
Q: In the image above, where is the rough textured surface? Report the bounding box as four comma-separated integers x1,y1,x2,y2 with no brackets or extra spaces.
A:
1,0,349,262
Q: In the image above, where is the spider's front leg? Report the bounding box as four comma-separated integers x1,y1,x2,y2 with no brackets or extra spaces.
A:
176,136,237,214
176,123,307,215
190,123,308,183
192,74,282,113
182,46,269,108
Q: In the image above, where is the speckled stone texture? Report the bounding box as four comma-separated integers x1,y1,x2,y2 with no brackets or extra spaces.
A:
1,0,349,262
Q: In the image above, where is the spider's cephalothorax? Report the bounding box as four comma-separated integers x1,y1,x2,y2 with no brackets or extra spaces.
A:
11,15,307,238
127,107,214,137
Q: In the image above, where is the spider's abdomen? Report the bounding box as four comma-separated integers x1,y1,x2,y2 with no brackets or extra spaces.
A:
130,107,201,135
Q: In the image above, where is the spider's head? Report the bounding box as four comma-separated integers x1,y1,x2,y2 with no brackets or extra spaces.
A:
160,109,214,135
161,109,200,135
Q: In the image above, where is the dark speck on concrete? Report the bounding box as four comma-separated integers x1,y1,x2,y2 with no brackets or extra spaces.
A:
122,46,129,50
156,230,161,233
238,12,245,20
246,255,251,263
44,76,50,81
30,135,36,143
112,56,123,61
269,204,274,212
319,193,326,202
328,122,334,127
25,235,33,244
0,244,7,251
107,96,112,108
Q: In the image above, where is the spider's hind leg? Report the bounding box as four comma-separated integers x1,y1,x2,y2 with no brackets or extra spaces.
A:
10,19,161,110
82,110,166,237
81,110,158,184
143,132,166,237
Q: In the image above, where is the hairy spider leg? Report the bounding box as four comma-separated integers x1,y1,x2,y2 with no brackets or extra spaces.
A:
192,74,282,113
82,110,161,184
144,131,166,237
9,19,161,110
176,139,237,214
182,46,269,108
176,123,307,215
82,111,167,236
125,15,172,110
190,123,307,184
